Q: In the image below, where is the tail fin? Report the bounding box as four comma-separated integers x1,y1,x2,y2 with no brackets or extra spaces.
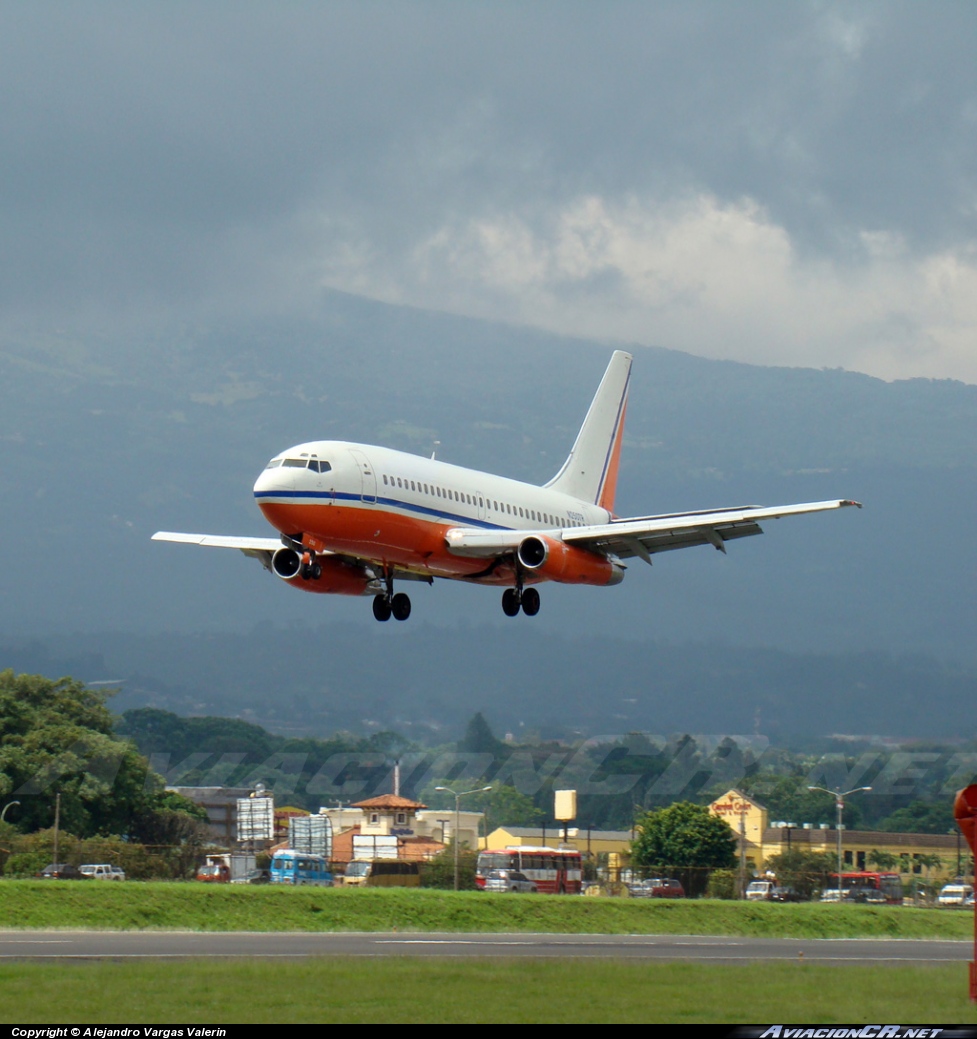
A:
544,350,631,511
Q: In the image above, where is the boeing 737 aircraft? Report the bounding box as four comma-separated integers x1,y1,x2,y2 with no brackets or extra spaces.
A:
153,351,860,621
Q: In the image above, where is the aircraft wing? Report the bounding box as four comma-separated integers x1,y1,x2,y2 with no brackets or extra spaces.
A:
152,531,284,569
443,499,860,562
562,499,862,562
151,531,435,584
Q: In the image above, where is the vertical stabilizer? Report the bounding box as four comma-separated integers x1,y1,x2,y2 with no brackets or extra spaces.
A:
544,350,631,511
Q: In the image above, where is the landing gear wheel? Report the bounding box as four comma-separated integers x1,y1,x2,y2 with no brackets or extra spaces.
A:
521,587,540,616
300,558,321,581
391,592,412,621
372,595,392,622
502,588,521,617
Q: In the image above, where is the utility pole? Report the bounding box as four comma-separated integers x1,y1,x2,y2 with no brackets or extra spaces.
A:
52,792,61,870
435,786,491,891
808,785,872,898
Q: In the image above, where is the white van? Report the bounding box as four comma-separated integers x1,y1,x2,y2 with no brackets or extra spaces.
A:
937,883,973,906
79,863,126,881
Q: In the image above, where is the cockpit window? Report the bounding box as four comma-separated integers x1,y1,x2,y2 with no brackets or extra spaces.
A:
309,460,332,473
282,458,307,467
265,459,283,469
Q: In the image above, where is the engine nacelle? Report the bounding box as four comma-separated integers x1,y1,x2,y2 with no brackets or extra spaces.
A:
516,534,623,587
272,547,375,596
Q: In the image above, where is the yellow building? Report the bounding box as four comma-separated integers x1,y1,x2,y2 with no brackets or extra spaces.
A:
709,788,973,882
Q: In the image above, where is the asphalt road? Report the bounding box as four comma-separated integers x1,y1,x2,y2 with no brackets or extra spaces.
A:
0,931,970,963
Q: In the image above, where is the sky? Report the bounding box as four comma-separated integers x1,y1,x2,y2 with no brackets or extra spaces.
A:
1,1,975,382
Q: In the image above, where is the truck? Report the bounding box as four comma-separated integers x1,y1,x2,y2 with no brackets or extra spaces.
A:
78,863,126,881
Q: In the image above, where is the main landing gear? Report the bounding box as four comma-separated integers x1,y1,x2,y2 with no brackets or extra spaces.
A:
372,569,411,622
502,585,540,617
299,553,321,581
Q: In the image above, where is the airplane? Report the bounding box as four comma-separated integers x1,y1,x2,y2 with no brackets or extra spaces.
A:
153,350,860,622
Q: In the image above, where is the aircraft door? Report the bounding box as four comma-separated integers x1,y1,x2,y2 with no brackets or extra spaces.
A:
349,449,377,503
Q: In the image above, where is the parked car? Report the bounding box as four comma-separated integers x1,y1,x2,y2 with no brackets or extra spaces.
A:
38,863,87,880
79,863,126,881
631,877,685,898
482,869,537,893
746,880,775,901
195,863,231,883
230,869,272,885
769,886,804,903
937,884,974,906
963,892,975,908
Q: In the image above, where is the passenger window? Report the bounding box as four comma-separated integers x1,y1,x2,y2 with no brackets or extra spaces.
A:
411,481,416,491
383,475,388,485
397,477,403,488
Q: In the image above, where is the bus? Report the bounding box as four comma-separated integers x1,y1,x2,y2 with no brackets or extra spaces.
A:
476,846,583,894
269,850,332,886
342,860,421,887
832,871,903,904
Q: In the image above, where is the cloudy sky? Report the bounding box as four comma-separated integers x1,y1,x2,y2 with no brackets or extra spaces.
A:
2,1,975,382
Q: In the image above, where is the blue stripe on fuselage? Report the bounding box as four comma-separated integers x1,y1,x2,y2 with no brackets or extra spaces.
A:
253,489,510,531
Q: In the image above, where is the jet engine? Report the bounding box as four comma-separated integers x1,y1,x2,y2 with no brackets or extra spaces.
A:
272,547,375,595
516,534,623,586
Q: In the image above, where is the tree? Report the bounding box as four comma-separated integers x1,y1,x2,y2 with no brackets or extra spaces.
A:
763,849,837,900
420,847,479,890
631,802,737,896
868,849,900,871
457,713,505,757
0,671,205,844
877,800,955,834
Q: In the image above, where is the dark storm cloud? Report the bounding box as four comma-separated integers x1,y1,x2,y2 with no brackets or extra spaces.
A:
0,2,974,375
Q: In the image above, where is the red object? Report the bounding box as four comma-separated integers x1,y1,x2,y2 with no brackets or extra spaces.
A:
195,864,230,883
954,784,977,1003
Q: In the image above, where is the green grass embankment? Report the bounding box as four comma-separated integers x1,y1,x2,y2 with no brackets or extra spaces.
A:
0,880,973,938
2,960,976,1023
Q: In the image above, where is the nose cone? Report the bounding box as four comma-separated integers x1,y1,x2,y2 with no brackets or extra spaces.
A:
254,465,289,496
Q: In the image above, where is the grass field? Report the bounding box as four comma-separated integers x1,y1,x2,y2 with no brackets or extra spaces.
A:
1,959,975,1023
0,880,973,939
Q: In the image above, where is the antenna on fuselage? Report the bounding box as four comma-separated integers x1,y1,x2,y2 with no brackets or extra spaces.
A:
431,439,440,460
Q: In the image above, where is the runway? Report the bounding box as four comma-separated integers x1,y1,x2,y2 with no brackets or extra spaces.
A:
0,931,970,963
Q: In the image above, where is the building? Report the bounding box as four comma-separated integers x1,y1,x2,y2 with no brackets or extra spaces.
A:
319,795,483,868
482,825,632,858
167,786,254,847
708,788,974,881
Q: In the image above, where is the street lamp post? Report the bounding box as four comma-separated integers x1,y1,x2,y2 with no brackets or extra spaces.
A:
808,785,872,898
435,786,492,891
